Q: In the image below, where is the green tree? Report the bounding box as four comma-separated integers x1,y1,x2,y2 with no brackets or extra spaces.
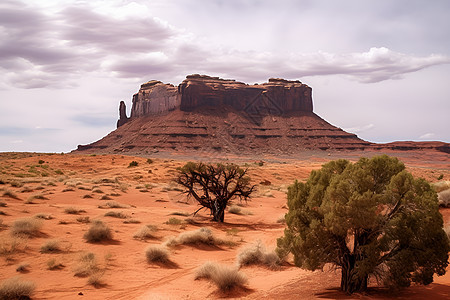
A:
277,155,449,294
176,162,255,222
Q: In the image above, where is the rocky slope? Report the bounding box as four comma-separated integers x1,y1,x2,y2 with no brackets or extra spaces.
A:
77,75,449,156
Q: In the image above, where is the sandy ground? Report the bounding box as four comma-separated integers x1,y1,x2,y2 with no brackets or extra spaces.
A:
0,151,449,299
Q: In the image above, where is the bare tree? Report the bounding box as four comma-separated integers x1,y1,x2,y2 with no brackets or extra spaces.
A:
176,162,255,222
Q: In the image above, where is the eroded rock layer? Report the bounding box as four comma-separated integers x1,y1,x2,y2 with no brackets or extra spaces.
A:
76,74,449,155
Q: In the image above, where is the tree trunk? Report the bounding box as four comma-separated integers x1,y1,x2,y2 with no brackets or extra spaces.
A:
211,200,225,222
340,254,368,294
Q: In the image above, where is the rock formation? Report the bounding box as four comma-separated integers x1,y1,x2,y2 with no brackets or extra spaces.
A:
116,101,129,128
130,80,180,118
75,74,449,155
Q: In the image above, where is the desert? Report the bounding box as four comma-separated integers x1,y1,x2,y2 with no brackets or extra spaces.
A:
1,2,450,299
0,150,449,299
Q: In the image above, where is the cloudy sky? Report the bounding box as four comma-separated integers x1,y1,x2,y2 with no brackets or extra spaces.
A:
1,0,449,152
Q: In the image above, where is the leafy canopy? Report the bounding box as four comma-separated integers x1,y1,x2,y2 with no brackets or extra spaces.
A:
277,155,449,293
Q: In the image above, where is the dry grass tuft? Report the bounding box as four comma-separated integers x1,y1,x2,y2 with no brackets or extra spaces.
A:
0,236,26,256
47,258,64,270
15,263,30,273
236,240,281,269
40,239,61,253
0,276,35,299
83,220,113,243
438,189,450,207
145,245,170,263
195,262,248,292
64,207,86,214
10,217,43,237
73,252,99,277
133,225,157,240
164,227,231,248
104,211,128,219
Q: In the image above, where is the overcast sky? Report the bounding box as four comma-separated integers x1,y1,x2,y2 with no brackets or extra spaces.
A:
1,0,449,152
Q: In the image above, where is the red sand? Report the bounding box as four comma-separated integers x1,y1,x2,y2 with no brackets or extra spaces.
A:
0,151,449,299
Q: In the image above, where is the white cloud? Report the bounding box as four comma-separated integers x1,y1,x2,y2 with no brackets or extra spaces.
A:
343,124,375,134
419,133,436,140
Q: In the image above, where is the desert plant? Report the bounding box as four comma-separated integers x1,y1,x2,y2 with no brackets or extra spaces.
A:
133,225,157,240
0,276,35,299
33,213,53,220
73,252,99,277
0,201,6,207
236,240,280,269
10,217,43,237
40,239,61,253
438,189,450,207
104,211,128,219
277,155,450,294
87,271,105,287
169,211,190,217
82,194,93,199
164,227,229,247
228,205,243,215
145,245,170,263
76,216,90,223
176,162,255,222
128,161,139,167
47,258,64,270
0,236,25,256
432,180,450,193
104,201,128,208
195,262,248,292
15,263,30,273
165,217,182,225
83,220,113,243
2,190,19,199
64,207,86,214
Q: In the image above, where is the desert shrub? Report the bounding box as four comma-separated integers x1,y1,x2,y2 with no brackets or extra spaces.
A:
276,214,286,224
123,219,141,224
87,271,105,287
166,217,182,225
103,201,127,208
83,220,113,243
438,189,450,207
29,193,47,200
10,217,43,237
228,205,242,215
76,216,90,223
128,161,139,167
432,180,450,193
2,190,19,199
0,201,6,207
164,227,228,247
64,207,86,214
195,262,248,292
92,188,104,194
62,187,75,192
33,213,53,220
73,252,99,277
147,158,154,164
0,236,25,256
0,276,35,299
40,239,61,253
145,245,170,263
133,225,157,240
104,211,128,219
15,263,30,273
82,194,93,199
236,240,281,269
47,258,64,270
100,195,112,200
